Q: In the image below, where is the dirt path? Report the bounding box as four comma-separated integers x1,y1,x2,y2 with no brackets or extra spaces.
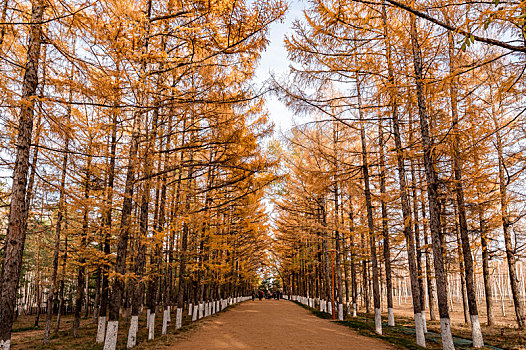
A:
167,300,396,349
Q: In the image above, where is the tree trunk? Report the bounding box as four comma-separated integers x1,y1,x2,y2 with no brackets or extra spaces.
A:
381,5,424,342
410,156,427,332
74,142,93,337
453,200,470,325
356,70,381,334
448,28,483,346
97,95,119,344
54,235,68,334
44,118,70,342
410,13,454,349
419,174,437,321
479,207,494,326
492,113,526,329
378,117,394,327
105,1,153,344
34,232,41,327
0,1,45,347
104,109,141,350
349,201,358,316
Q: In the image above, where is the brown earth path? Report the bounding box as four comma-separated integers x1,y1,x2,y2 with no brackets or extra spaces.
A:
166,299,397,349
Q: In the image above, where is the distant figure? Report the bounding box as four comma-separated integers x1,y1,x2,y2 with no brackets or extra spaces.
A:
252,292,255,301
258,291,263,300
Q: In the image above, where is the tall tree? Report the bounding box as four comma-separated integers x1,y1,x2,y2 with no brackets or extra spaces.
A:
0,1,45,348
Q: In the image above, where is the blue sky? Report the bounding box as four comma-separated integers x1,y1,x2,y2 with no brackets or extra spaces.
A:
254,0,306,134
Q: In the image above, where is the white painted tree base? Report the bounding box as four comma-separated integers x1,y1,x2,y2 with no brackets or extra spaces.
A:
146,309,151,329
127,315,139,349
338,304,344,321
162,309,169,335
375,308,382,335
328,302,332,315
192,305,198,321
148,313,155,340
352,303,357,317
96,316,107,343
440,318,455,350
188,303,193,316
176,307,183,329
415,312,425,347
198,303,204,319
167,306,171,322
0,339,11,350
103,320,119,350
471,314,484,348
387,308,395,326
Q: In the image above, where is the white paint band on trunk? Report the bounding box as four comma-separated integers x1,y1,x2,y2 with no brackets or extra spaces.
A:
103,320,119,350
352,303,357,317
192,305,198,321
96,315,107,343
148,313,155,340
162,309,169,335
470,314,484,348
338,303,344,321
127,315,139,349
387,308,395,326
176,307,183,329
188,303,193,316
415,312,425,347
375,308,382,335
440,317,455,350
146,309,151,329
0,340,11,350
198,303,204,319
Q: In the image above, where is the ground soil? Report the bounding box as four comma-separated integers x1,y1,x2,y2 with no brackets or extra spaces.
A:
160,299,396,350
